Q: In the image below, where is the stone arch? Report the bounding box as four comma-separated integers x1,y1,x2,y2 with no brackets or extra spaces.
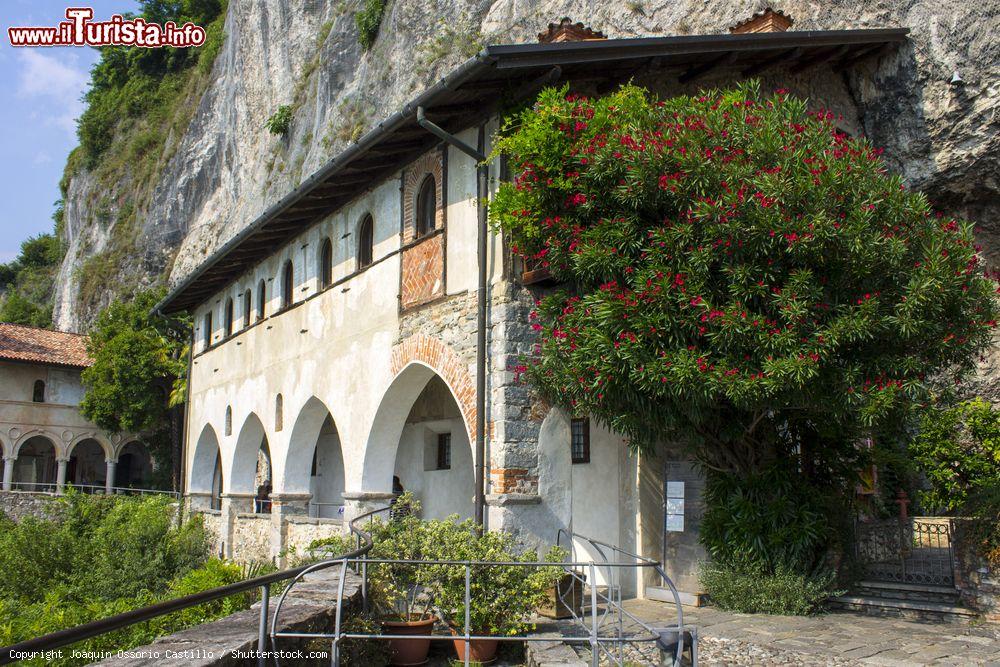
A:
13,429,62,458
67,433,114,461
67,437,108,488
230,412,270,495
117,441,155,490
0,433,9,459
283,396,337,494
361,336,476,494
190,423,222,494
12,434,58,490
402,149,444,242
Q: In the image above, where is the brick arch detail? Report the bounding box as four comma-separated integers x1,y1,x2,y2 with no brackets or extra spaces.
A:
390,334,476,443
402,149,444,243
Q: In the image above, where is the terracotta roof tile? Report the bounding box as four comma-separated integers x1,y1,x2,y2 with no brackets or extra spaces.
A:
0,322,92,368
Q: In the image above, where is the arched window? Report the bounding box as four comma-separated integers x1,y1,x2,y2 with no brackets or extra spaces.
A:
225,406,232,436
243,289,252,328
257,280,266,321
320,238,333,288
275,394,284,432
32,380,45,403
415,175,436,237
281,260,294,310
203,311,213,349
358,214,374,269
224,298,234,337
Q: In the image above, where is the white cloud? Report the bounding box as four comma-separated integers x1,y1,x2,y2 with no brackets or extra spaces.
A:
16,49,89,137
33,151,52,165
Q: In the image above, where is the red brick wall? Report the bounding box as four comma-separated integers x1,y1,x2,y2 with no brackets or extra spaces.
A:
400,233,444,309
400,147,446,310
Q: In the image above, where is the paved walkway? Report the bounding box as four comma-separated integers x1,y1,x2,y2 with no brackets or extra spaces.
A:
624,599,1000,665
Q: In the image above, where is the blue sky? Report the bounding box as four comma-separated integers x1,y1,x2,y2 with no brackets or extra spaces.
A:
0,1,138,263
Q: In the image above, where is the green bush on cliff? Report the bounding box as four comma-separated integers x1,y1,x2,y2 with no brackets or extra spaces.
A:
0,232,64,327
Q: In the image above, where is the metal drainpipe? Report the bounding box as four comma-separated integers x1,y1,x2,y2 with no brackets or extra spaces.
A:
415,108,489,527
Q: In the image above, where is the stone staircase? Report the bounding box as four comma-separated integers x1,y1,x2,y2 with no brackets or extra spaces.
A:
830,580,978,623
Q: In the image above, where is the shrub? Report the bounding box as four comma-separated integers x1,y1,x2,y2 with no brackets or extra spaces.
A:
355,0,386,50
911,398,1000,566
0,493,255,667
265,104,294,136
700,561,839,615
700,463,832,573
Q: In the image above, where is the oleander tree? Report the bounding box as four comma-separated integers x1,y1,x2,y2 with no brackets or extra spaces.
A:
489,81,999,480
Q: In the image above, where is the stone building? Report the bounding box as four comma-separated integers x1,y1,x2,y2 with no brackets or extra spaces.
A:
0,323,153,494
158,16,912,599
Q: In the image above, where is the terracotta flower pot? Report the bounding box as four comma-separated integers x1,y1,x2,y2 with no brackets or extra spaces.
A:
449,625,499,664
382,614,436,666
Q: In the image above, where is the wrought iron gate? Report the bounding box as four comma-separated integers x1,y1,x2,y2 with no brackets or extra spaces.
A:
854,518,956,586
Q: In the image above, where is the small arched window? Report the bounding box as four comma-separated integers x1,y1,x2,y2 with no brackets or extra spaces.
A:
32,380,45,403
320,238,333,288
225,406,232,436
275,394,284,432
358,214,374,269
415,175,436,237
257,280,266,321
243,289,252,328
203,311,213,349
281,260,294,310
224,298,234,337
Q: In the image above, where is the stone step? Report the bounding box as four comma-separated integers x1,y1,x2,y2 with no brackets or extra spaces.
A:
829,594,977,624
854,580,963,604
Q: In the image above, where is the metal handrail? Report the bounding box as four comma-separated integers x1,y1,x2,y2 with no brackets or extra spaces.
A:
0,505,376,665
3,482,179,498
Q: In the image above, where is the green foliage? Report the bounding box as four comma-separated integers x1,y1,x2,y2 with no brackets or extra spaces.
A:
355,0,386,50
700,464,833,573
0,232,65,327
265,104,294,136
489,82,1000,476
700,560,839,615
910,398,1000,566
80,288,189,435
361,497,563,635
911,398,1000,513
0,493,254,666
78,0,226,166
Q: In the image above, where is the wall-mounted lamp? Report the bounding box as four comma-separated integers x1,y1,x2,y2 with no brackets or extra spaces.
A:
950,70,964,86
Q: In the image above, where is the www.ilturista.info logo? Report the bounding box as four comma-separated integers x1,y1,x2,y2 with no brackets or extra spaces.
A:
7,7,206,48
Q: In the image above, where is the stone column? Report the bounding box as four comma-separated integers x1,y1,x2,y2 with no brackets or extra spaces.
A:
56,458,69,494
269,493,311,565
2,456,14,491
105,459,118,494
341,491,396,527
220,493,255,559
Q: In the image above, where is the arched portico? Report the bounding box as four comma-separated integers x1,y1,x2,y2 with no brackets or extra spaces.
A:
116,441,155,490
190,424,223,510
283,396,346,518
12,434,59,492
360,362,476,521
67,438,107,490
230,412,272,513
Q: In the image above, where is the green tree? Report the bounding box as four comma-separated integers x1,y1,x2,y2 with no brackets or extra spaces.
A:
80,289,189,487
911,398,1000,513
489,82,999,570
491,82,998,472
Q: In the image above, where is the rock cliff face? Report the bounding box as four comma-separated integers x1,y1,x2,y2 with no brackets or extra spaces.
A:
53,0,999,334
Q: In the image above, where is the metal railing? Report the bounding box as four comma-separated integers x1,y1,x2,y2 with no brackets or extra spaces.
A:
4,482,179,498
267,509,696,667
0,506,379,666
1,505,696,667
307,501,345,519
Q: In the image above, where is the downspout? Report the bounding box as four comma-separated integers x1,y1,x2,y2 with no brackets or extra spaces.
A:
416,107,489,528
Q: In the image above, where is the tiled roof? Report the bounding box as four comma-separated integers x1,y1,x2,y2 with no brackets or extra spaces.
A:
0,322,92,368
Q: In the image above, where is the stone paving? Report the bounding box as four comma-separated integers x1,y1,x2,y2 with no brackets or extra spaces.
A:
623,599,1000,666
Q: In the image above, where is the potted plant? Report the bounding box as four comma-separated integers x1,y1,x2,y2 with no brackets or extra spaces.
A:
366,496,437,666
422,519,565,664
